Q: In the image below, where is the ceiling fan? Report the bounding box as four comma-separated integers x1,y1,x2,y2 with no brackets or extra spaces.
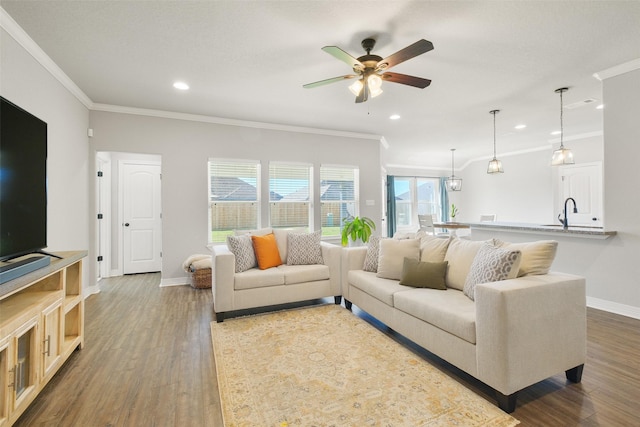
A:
303,38,433,103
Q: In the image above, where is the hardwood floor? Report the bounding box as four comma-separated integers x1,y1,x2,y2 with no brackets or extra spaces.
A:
14,273,640,426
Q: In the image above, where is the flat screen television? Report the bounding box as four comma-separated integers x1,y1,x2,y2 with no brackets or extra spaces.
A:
0,96,48,262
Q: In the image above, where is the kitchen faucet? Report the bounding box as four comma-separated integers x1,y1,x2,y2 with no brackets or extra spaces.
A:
558,197,578,230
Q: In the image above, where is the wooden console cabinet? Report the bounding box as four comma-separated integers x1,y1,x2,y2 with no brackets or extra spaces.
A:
0,251,86,426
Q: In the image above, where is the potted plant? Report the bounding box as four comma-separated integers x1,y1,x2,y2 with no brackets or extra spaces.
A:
341,216,376,246
450,204,459,222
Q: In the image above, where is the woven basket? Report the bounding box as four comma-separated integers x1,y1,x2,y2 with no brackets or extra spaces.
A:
189,268,212,289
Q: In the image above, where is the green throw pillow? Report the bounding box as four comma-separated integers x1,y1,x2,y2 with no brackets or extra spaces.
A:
399,258,448,289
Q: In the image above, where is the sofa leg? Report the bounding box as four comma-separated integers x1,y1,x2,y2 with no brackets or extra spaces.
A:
344,299,352,311
215,312,225,323
496,391,517,413
334,296,342,305
566,364,584,383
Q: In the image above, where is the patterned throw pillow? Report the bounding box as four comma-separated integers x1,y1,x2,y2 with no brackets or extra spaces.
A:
363,236,381,272
287,230,323,265
226,234,257,273
463,243,522,301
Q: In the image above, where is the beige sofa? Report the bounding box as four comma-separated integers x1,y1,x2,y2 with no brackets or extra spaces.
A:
211,228,342,322
341,235,586,413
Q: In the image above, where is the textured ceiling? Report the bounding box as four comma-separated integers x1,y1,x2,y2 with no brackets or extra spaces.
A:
2,1,640,169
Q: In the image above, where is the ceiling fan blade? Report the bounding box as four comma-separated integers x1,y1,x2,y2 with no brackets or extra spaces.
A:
375,39,434,71
322,46,365,72
381,72,432,89
303,74,358,89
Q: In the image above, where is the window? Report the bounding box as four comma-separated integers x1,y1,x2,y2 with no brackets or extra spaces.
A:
269,162,311,229
320,165,358,238
208,159,260,243
392,176,442,232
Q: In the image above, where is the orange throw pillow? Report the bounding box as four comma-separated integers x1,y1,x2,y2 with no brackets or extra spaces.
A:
251,233,282,270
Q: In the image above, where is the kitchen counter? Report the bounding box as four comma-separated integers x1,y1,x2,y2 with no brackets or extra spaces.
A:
467,222,616,239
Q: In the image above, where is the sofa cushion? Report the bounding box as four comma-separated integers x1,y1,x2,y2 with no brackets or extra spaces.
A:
444,238,492,290
234,267,285,290
420,235,451,263
273,227,307,263
394,288,477,344
278,264,330,285
399,258,448,290
463,243,522,301
286,230,323,265
349,270,414,306
363,236,381,272
494,239,558,277
251,233,283,269
376,238,420,280
226,234,257,273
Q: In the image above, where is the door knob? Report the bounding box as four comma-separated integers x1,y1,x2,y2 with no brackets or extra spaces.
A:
124,223,130,227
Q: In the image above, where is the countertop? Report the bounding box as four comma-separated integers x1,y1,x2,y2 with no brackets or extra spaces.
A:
467,222,616,239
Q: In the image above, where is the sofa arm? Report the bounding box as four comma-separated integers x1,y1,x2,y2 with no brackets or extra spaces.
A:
475,272,586,395
321,241,342,296
211,244,236,313
340,246,368,300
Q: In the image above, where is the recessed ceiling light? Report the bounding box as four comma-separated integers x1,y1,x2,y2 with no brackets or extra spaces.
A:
514,124,526,130
389,114,401,120
173,81,189,90
596,104,604,110
551,130,562,136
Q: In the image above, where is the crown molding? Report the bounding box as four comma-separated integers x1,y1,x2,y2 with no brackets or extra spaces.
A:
548,130,603,144
593,58,640,81
91,103,382,142
1,7,93,108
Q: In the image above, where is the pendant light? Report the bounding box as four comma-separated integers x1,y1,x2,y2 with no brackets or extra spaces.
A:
445,148,462,191
487,109,504,174
551,87,575,165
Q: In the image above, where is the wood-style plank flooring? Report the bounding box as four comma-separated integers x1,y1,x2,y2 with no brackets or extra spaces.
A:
14,273,640,426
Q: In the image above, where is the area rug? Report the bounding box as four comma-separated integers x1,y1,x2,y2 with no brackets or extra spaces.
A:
211,304,519,427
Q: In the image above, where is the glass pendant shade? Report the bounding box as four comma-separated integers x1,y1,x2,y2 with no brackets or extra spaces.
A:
487,158,504,173
348,75,383,98
446,177,462,191
487,109,504,174
551,87,575,166
349,80,363,96
446,148,462,191
551,147,575,165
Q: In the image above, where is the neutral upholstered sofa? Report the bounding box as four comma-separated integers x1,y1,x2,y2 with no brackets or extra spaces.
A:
211,228,342,322
341,234,586,412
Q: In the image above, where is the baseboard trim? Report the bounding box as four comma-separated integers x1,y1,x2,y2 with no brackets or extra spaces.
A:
587,297,640,320
160,277,190,287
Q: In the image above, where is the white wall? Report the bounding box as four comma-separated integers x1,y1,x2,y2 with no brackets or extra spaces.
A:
1,27,92,293
88,111,382,284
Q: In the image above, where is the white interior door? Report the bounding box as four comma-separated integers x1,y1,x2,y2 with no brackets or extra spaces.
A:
122,163,162,274
559,162,603,227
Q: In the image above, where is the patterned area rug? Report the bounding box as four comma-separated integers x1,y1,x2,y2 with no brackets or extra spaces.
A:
211,304,519,427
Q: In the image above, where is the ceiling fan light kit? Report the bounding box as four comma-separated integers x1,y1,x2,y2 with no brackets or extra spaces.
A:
303,37,433,103
551,87,575,166
487,109,504,174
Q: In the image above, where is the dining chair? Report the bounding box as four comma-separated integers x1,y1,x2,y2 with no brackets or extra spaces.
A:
479,214,497,222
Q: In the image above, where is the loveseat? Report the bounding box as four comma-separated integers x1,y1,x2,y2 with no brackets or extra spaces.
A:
211,228,342,322
341,234,586,413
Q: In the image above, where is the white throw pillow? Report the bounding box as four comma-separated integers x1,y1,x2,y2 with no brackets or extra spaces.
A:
463,243,522,300
376,238,420,280
287,230,323,265
226,234,257,273
444,238,494,290
494,239,558,277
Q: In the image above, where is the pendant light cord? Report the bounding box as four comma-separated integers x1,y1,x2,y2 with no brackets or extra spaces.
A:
492,112,497,159
559,89,564,148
